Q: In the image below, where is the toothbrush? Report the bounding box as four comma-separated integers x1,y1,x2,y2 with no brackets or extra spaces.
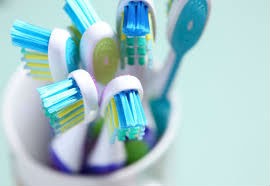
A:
11,20,79,82
150,0,211,136
37,69,99,135
64,0,120,86
100,75,147,143
50,122,89,173
84,125,126,174
117,0,156,69
83,118,104,162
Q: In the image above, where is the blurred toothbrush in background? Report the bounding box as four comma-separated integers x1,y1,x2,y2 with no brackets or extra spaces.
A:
64,0,120,91
150,0,211,137
84,124,126,174
11,20,79,82
100,75,147,143
37,69,99,135
116,0,156,70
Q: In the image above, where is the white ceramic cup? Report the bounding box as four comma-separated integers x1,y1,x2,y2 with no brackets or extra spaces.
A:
2,68,180,186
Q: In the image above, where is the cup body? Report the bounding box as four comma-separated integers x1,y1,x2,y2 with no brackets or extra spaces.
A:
2,68,180,186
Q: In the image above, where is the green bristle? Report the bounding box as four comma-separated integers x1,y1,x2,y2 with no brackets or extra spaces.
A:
127,47,135,55
138,47,147,55
126,37,135,46
128,57,135,65
137,37,146,47
139,57,146,65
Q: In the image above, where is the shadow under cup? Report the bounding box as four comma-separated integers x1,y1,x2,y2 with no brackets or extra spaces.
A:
2,68,180,186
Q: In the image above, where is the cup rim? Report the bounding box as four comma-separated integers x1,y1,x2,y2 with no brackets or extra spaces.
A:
2,67,181,182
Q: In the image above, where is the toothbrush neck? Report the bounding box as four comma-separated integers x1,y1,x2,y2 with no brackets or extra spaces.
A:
161,51,184,99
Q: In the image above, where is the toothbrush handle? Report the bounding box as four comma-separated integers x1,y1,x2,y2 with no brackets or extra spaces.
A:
161,51,183,98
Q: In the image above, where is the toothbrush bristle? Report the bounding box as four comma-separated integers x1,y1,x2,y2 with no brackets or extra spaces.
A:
123,1,150,36
37,78,85,134
11,20,51,54
120,5,154,68
21,49,53,81
64,0,100,34
105,90,146,142
120,34,153,68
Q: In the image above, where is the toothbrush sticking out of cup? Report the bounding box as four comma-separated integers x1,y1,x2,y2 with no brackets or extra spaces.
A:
150,0,211,137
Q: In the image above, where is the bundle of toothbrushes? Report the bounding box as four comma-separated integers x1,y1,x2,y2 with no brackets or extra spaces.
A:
10,0,210,175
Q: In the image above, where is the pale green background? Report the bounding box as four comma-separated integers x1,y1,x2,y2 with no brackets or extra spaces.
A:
0,0,269,186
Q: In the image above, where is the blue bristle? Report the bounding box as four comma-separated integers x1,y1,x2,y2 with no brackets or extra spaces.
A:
46,93,82,115
114,90,147,138
123,2,136,35
114,94,127,129
38,78,85,134
64,0,100,34
128,91,138,123
137,2,150,35
37,78,82,114
11,20,51,54
119,92,135,127
134,91,147,124
123,1,150,36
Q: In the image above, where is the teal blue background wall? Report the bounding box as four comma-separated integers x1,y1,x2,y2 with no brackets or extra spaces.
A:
0,0,269,186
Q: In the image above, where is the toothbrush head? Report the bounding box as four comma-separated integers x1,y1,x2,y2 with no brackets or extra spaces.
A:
168,0,211,54
80,22,120,85
117,0,156,68
11,20,79,81
64,0,120,85
100,75,147,143
37,70,98,135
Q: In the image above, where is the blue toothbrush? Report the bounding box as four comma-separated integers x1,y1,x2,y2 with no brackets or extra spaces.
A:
11,20,79,82
150,0,211,137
